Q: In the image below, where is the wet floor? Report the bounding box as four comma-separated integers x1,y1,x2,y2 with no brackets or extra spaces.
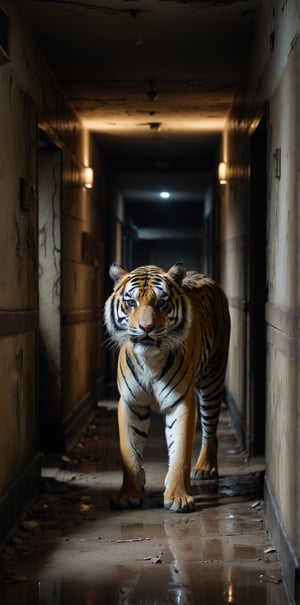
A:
0,401,289,604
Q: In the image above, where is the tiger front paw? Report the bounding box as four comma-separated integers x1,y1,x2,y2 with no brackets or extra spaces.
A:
164,493,196,513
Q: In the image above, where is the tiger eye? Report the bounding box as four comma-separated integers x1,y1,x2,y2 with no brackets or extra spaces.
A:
125,299,137,309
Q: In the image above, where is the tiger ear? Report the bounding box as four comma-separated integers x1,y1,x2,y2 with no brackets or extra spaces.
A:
109,262,128,284
167,261,186,285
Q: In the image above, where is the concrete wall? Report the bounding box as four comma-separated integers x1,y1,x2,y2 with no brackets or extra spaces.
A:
221,1,300,601
0,1,107,541
60,133,107,451
0,7,40,541
39,149,62,435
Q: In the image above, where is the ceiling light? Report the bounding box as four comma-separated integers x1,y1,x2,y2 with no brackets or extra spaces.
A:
160,191,170,199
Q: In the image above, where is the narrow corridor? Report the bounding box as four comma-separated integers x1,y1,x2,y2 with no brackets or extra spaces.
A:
0,400,288,604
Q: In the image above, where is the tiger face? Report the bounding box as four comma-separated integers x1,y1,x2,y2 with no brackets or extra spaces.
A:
104,262,192,351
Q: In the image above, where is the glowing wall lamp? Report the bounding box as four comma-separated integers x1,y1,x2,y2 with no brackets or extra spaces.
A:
218,161,228,185
83,166,94,189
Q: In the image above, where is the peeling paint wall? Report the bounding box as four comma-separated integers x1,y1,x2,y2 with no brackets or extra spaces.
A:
0,0,107,539
0,67,38,507
38,149,62,430
221,1,300,599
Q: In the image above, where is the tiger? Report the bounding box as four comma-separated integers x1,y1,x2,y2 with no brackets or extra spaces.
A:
104,262,230,513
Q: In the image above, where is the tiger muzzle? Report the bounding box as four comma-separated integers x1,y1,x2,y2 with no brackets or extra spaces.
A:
138,305,156,333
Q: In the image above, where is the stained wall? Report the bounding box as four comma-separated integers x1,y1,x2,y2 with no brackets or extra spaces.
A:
0,0,106,540
220,1,300,600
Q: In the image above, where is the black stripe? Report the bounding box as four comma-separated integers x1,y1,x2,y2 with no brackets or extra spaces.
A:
120,364,135,399
162,363,189,399
201,409,221,421
126,350,146,391
166,418,177,430
159,355,185,395
110,297,127,333
170,373,194,409
133,425,148,439
110,302,119,332
131,441,143,461
128,404,150,421
200,401,221,411
160,351,176,379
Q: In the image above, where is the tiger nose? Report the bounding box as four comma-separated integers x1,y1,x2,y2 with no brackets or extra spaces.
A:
139,321,154,333
138,305,155,332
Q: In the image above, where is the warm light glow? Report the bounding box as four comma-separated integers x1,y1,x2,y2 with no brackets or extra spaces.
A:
82,116,225,134
83,129,90,169
160,191,170,199
83,166,94,189
218,161,227,184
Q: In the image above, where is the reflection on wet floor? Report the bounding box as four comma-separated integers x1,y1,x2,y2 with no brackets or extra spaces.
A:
0,402,289,604
0,565,287,604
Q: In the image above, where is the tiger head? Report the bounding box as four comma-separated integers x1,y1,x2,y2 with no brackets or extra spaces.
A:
104,262,192,351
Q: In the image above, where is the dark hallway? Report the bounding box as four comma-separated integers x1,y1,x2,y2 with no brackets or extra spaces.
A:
1,2,300,604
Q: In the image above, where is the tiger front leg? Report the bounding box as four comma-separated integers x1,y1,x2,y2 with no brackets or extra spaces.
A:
111,397,150,509
164,399,197,513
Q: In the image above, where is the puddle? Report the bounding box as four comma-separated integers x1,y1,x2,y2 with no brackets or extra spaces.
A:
191,471,264,499
0,564,287,604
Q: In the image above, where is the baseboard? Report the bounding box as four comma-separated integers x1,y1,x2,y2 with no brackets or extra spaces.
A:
264,476,300,604
0,453,41,547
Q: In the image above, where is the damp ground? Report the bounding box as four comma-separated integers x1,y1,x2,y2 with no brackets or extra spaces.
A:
0,401,289,604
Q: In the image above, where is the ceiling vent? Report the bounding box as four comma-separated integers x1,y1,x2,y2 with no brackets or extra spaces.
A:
0,7,10,64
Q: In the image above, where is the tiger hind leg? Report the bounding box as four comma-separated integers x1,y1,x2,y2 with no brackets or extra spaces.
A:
191,294,230,480
190,436,218,480
190,382,222,480
111,398,150,509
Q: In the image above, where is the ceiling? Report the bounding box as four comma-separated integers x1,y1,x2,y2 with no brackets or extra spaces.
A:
18,0,258,204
